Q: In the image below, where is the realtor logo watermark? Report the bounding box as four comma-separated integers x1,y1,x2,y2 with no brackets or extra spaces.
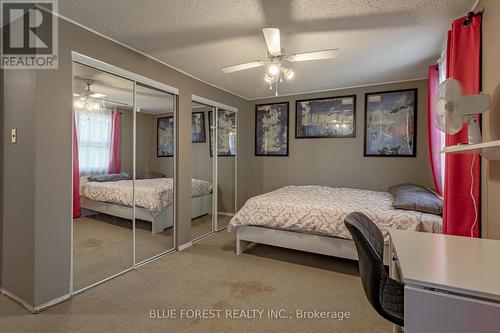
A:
1,0,58,69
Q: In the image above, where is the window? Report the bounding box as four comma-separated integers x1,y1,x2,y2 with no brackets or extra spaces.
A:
75,107,112,175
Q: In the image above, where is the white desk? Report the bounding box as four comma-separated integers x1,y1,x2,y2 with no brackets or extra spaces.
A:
389,229,500,333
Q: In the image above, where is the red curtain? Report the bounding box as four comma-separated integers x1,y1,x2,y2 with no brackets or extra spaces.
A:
443,14,482,237
427,64,443,196
108,111,121,174
73,120,81,218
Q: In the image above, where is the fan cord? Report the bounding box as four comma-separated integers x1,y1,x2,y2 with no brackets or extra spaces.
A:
470,152,478,237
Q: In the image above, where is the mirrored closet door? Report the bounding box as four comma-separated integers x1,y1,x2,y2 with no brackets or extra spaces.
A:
135,83,176,263
215,109,237,230
191,101,215,240
190,98,237,240
72,63,134,291
72,56,178,293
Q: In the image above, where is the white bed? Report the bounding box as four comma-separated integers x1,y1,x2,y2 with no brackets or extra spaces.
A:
228,185,442,264
80,177,213,234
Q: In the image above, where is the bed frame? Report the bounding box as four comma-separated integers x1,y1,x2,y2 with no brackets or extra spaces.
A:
80,194,212,234
236,225,390,265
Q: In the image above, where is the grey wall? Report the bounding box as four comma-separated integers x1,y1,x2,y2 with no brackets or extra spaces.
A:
248,79,433,196
2,70,36,305
2,17,251,308
120,110,174,177
119,108,135,175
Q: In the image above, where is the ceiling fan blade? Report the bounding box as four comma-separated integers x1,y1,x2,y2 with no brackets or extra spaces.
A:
287,49,339,62
262,28,281,56
90,93,107,98
221,61,266,73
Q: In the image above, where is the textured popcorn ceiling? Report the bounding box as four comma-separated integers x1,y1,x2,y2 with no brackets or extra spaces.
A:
58,0,474,100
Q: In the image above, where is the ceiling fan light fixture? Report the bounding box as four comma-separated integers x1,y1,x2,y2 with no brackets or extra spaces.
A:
74,80,106,112
74,99,84,109
267,63,280,76
264,73,275,83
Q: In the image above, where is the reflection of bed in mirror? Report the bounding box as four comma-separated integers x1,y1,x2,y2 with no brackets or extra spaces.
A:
79,175,212,234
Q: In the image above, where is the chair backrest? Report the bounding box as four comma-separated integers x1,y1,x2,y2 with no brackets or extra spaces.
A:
344,212,386,316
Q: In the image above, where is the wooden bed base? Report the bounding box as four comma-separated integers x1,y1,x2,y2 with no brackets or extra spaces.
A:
80,194,212,234
236,225,390,265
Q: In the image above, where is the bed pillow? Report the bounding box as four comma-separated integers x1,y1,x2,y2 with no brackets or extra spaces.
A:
389,183,429,195
135,171,166,180
389,183,443,215
88,173,131,182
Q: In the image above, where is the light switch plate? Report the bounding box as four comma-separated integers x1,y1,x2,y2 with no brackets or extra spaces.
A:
11,128,17,143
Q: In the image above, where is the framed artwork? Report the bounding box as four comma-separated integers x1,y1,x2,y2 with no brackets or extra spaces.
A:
255,102,289,156
364,89,417,157
157,116,174,157
296,95,356,138
208,110,236,157
191,112,206,143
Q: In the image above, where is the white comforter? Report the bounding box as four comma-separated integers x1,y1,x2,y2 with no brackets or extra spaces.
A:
81,178,212,217
228,186,442,244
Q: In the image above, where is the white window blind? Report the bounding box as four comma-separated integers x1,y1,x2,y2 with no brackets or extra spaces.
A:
75,107,112,175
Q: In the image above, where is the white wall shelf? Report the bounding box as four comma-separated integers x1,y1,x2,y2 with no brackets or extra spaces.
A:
442,140,500,160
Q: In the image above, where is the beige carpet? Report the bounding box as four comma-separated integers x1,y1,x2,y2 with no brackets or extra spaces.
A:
191,214,213,240
216,214,231,230
73,216,176,291
74,214,228,291
191,214,232,239
0,230,391,333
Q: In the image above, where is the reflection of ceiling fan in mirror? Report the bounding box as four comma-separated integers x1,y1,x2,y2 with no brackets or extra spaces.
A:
221,28,339,96
73,80,107,111
73,79,128,111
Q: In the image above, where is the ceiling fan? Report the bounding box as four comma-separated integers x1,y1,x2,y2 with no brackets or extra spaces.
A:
73,80,108,111
221,28,339,96
74,80,129,110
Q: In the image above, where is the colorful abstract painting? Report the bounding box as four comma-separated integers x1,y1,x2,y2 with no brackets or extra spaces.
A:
296,96,356,138
255,102,289,156
191,112,206,143
157,116,174,157
364,89,417,157
209,110,236,156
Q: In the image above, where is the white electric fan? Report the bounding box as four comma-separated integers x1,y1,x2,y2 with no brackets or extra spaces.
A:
436,78,490,144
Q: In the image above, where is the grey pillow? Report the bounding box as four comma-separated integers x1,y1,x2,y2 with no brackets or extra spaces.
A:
135,171,166,180
88,172,131,182
389,183,429,195
389,183,443,215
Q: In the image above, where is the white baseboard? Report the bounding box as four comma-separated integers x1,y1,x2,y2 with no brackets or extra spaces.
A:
1,287,34,313
178,241,192,251
1,287,70,314
34,293,71,313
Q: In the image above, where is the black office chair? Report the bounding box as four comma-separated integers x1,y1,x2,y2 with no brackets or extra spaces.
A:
344,212,404,327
